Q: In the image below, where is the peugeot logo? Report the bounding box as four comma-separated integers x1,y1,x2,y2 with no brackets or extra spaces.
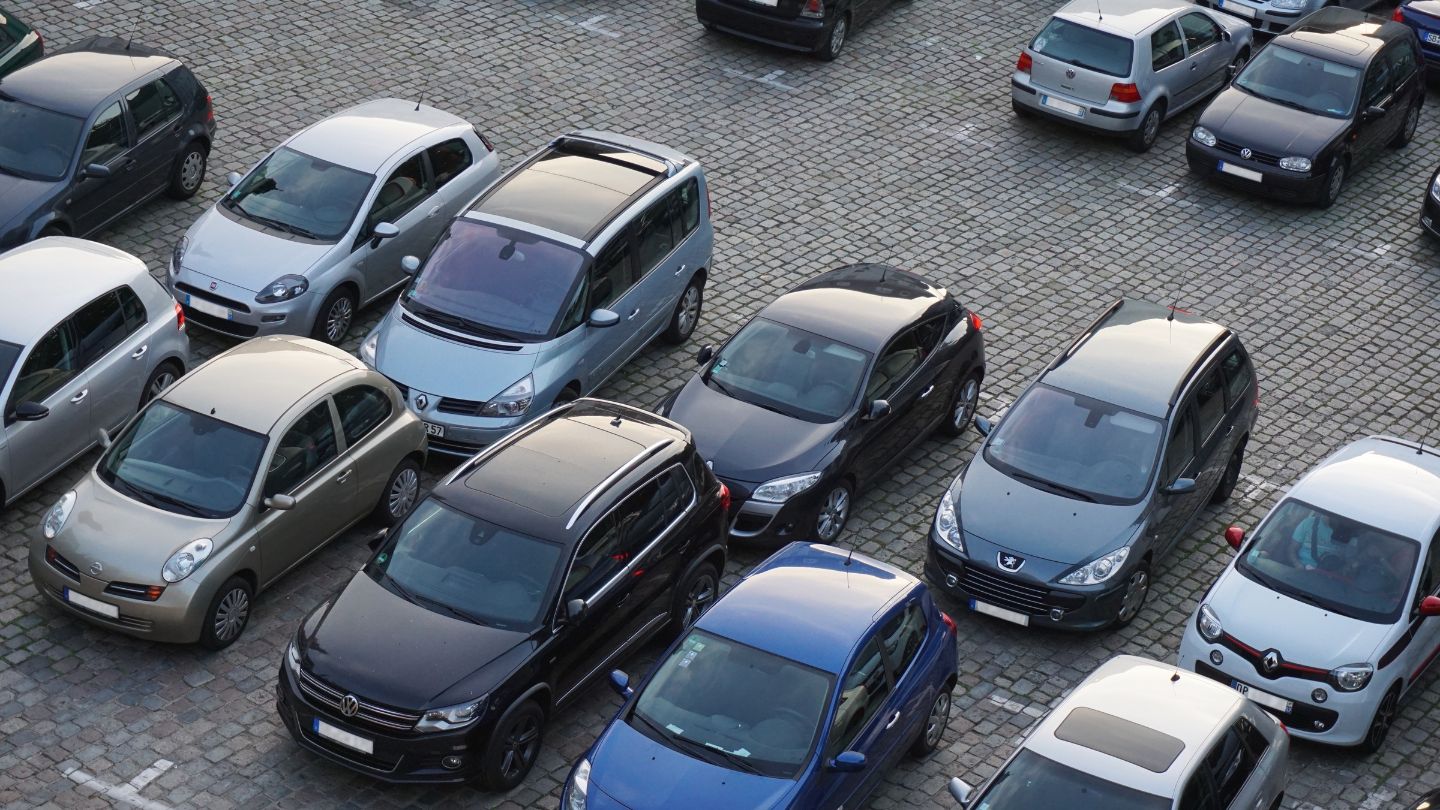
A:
340,694,360,717
208,281,217,291
1261,650,1281,674
89,561,103,576
414,394,429,410
997,553,1025,573
1065,68,1076,79
1240,147,1253,160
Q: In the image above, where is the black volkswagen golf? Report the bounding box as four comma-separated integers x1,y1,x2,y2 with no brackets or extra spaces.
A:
1186,7,1423,208
661,263,986,544
276,400,729,788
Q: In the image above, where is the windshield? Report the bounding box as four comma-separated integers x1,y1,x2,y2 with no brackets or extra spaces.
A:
98,402,267,518
985,384,1163,504
1031,18,1134,78
975,749,1169,810
223,147,373,241
401,219,586,342
0,97,84,181
631,630,832,779
0,340,19,395
367,498,564,631
705,318,869,422
1236,498,1419,623
1234,45,1360,119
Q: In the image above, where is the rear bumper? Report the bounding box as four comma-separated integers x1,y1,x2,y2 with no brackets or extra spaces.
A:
1186,141,1326,202
1011,76,1142,134
696,0,826,51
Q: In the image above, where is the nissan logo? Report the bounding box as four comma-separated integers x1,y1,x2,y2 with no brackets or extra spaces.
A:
997,553,1025,573
1240,147,1253,160
1261,650,1281,674
415,394,429,410
89,561,103,576
340,694,360,717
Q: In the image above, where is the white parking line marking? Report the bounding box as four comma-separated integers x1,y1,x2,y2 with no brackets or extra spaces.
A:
128,760,173,790
1236,473,1281,503
1117,180,1197,209
547,13,622,38
920,124,996,152
64,759,174,810
720,68,796,91
74,0,109,6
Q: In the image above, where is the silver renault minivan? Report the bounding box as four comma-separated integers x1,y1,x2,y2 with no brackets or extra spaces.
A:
360,131,713,456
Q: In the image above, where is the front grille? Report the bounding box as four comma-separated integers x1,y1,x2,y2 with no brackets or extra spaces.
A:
427,436,483,456
104,581,158,601
46,584,153,631
960,565,1053,615
47,549,81,581
436,397,485,416
182,306,259,337
1214,139,1281,167
1195,661,1339,730
301,725,402,772
175,281,252,313
1219,633,1330,684
298,669,422,733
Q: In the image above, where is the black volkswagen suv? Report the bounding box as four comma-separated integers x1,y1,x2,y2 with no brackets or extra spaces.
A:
927,299,1259,631
277,399,729,788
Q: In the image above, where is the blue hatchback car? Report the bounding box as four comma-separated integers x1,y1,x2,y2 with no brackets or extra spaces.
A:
562,542,958,810
1394,1,1440,76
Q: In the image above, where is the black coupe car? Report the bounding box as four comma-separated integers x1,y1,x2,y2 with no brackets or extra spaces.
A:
696,0,903,60
661,263,986,544
1186,7,1423,208
0,37,215,250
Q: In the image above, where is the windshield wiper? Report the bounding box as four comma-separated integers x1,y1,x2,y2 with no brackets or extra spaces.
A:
405,300,521,342
705,374,735,398
1237,562,1330,611
632,712,766,775
1237,85,1315,114
1008,470,1096,502
702,743,766,775
128,483,209,518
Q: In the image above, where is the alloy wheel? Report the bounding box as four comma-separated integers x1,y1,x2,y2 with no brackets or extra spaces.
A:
500,715,541,780
388,468,420,518
180,151,205,192
1366,689,1398,750
325,297,354,343
925,692,951,749
1142,109,1160,146
681,573,717,628
953,378,979,431
147,370,176,402
1327,164,1345,204
213,587,250,642
830,17,847,55
816,486,850,542
1116,569,1149,623
677,286,701,337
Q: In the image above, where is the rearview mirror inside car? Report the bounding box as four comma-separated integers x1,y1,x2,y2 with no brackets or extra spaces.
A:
264,494,297,511
1224,525,1245,550
588,309,620,329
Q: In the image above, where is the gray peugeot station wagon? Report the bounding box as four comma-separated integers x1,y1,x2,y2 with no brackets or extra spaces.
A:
927,299,1259,631
361,131,713,456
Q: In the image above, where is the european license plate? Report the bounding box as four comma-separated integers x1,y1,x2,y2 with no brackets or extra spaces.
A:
1218,160,1263,182
313,719,374,754
63,587,119,619
750,0,778,5
423,422,445,437
1426,32,1440,46
970,598,1030,627
1040,94,1085,118
1230,680,1294,714
1217,0,1257,18
185,294,231,321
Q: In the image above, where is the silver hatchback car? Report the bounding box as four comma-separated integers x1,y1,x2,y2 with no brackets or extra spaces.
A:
1,237,188,509
169,99,501,344
1011,0,1252,151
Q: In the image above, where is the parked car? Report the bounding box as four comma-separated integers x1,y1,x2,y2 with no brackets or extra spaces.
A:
1394,1,1440,76
1407,789,1440,810
564,542,958,810
1197,0,1383,37
0,36,216,251
1423,163,1440,239
1011,0,1252,152
362,130,711,457
928,299,1258,631
0,5,42,79
696,0,903,60
1187,7,1423,207
29,335,426,649
170,99,499,345
659,263,984,545
277,399,729,788
949,655,1289,809
1,237,187,510
1177,436,1440,752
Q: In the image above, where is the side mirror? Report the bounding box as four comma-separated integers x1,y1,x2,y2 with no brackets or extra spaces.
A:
1224,525,1245,550
829,750,866,773
566,597,588,623
1362,105,1386,123
974,416,992,436
696,345,714,365
865,399,891,421
1419,595,1440,618
400,255,421,274
1162,478,1197,495
948,778,974,806
370,221,399,248
264,493,297,511
367,528,389,551
80,163,112,180
225,171,243,188
97,427,111,449
12,401,48,422
1221,29,1231,42
609,669,634,699
588,309,620,329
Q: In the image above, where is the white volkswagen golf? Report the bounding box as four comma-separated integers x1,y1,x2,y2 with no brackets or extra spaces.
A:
1178,436,1440,752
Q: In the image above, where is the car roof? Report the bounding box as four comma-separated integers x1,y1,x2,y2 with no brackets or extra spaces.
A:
1,37,176,116
1026,655,1242,798
696,543,918,673
757,264,953,354
1054,0,1191,37
285,98,472,173
161,336,363,434
0,237,150,345
1041,299,1230,418
1285,436,1440,542
1278,7,1406,66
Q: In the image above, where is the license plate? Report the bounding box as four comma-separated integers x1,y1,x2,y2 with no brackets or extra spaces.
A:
1040,94,1085,118
313,719,374,755
1218,161,1263,182
185,294,231,321
750,0,778,5
63,587,119,619
970,599,1030,627
1426,32,1440,46
1230,680,1294,714
423,422,445,437
1217,0,1257,18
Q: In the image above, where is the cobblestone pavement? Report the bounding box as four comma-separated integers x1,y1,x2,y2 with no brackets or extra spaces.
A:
3,0,1440,807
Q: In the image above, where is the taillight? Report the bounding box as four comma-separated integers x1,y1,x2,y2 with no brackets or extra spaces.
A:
1110,83,1142,103
968,311,983,332
1392,6,1404,21
204,94,214,123
940,611,957,635
705,182,712,220
718,482,731,512
1017,51,1032,74
801,0,824,18
174,300,185,330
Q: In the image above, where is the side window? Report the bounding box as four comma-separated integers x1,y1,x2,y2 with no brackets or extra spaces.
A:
427,138,473,189
0,26,15,50
8,326,78,408
1219,347,1253,406
334,385,393,447
634,197,679,275
71,291,130,368
364,153,428,235
676,178,701,238
864,328,924,401
1178,771,1217,810
826,635,893,759
1193,368,1226,442
118,286,148,332
1207,719,1264,806
624,467,694,550
1178,13,1221,53
1419,533,1440,597
559,274,590,333
1151,22,1185,71
1386,43,1418,86
263,402,339,497
879,601,927,679
589,238,636,310
125,78,181,140
1363,57,1393,108
1164,406,1197,483
82,102,130,166
564,486,649,602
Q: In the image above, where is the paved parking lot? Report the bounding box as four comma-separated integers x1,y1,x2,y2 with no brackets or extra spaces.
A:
3,0,1440,807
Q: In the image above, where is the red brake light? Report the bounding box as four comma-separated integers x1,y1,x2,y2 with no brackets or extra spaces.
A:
174,300,185,330
802,0,824,15
204,94,213,123
1393,6,1404,21
1017,51,1032,74
718,482,731,512
940,611,958,635
968,312,983,332
1110,83,1142,103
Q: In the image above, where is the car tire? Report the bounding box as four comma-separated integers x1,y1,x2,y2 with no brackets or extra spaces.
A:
199,576,253,651
1210,441,1245,505
312,286,358,345
940,372,982,438
1227,49,1249,82
1126,101,1165,153
663,276,704,345
909,689,951,757
167,141,209,200
671,562,720,630
371,457,421,526
1390,101,1420,148
1011,98,1034,119
1358,684,1400,754
1110,561,1150,628
813,480,853,543
1317,156,1346,209
816,11,849,61
480,699,546,790
140,361,183,409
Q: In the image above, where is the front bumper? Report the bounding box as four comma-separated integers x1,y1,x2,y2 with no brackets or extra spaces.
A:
720,476,826,543
170,264,319,339
1421,186,1440,239
1011,76,1143,134
696,0,826,52
1186,140,1326,202
29,541,203,644
924,537,1124,632
376,377,528,457
1196,0,1303,35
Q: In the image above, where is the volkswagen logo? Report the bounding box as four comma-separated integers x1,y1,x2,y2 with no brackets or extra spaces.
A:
340,694,360,717
208,281,217,291
997,553,1025,573
1065,68,1076,79
414,393,429,410
89,561,103,576
1240,147,1253,160
1261,650,1281,674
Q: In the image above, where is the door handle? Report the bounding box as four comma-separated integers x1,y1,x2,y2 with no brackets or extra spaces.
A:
131,345,149,360
427,205,441,218
335,469,353,484
1225,424,1235,437
123,159,137,172
627,308,640,320
674,263,687,277
919,384,935,399
70,389,89,405
884,711,900,730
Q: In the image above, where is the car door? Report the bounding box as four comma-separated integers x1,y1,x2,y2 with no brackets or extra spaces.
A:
122,75,186,195
2,323,88,497
1150,21,1193,110
1383,42,1421,141
253,399,357,585
875,599,933,762
69,287,151,435
1177,13,1228,100
629,194,684,343
331,384,399,512
582,235,640,385
353,152,435,300
611,466,697,637
418,138,477,250
1204,717,1269,810
1401,536,1440,691
811,633,903,808
850,324,937,487
66,101,136,235
1149,401,1204,557
1354,53,1397,159
1188,364,1232,501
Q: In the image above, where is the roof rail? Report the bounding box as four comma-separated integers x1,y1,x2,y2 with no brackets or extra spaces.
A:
1047,299,1126,373
565,438,674,530
440,402,580,487
553,133,681,178
1166,332,1232,410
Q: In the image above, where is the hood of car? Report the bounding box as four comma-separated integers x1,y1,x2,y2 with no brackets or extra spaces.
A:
588,720,797,810
1199,87,1349,158
1205,567,1386,667
0,172,59,244
301,572,532,709
372,306,541,402
664,374,838,484
957,453,1145,566
181,206,337,293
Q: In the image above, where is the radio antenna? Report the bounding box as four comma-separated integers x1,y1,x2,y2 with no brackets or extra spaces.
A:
415,92,424,111
1168,263,1195,322
1096,0,1103,21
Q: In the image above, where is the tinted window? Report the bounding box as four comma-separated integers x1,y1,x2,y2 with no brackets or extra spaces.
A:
125,78,181,139
427,138,473,188
364,153,429,235
826,635,892,758
1193,368,1226,442
72,291,131,367
880,601,927,678
0,99,84,181
9,326,77,407
1164,407,1196,483
707,318,869,422
1178,13,1221,53
1206,720,1264,806
1363,58,1393,107
865,329,925,401
1421,533,1440,598
1235,45,1361,118
677,178,701,236
1031,17,1134,78
82,102,129,166
1387,43,1419,83
564,512,627,601
119,286,147,331
1219,347,1253,405
635,198,677,274
1178,773,1216,810
0,340,20,401
264,402,339,497
625,468,693,548
225,147,375,241
590,238,636,310
0,26,14,50
334,385,392,446
975,749,1171,810
1152,22,1185,71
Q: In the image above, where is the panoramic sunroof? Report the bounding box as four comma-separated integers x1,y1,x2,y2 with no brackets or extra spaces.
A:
1053,707,1186,774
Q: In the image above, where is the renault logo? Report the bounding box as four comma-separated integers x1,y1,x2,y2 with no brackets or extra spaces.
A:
1261,650,1281,674
414,394,429,410
997,553,1024,573
89,561,103,576
1240,147,1253,160
340,694,360,717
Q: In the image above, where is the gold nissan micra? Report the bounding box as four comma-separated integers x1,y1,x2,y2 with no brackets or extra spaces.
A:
28,335,426,649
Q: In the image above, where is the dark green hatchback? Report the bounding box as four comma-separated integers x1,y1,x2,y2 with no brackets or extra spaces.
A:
0,5,42,79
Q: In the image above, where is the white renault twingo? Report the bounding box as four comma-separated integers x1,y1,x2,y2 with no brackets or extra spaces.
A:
1178,436,1440,752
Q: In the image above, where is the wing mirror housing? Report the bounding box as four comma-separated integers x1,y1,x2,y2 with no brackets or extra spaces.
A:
80,163,112,180
696,345,714,365
1419,595,1440,617
1220,29,1231,42
830,751,866,772
1362,105,1386,123
225,171,243,188
566,597,588,623
400,255,421,274
609,669,634,699
865,399,891,421
1224,525,1245,550
264,494,297,511
12,401,48,422
97,427,111,449
370,221,399,248
588,309,620,329
367,528,389,551
1162,478,1197,495
974,416,992,436
948,778,975,806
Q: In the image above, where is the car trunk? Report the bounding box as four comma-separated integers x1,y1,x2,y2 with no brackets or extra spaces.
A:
1030,51,1119,105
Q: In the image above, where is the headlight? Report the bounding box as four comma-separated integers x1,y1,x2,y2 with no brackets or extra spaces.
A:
161,538,214,583
171,236,188,273
566,758,591,810
1270,0,1307,9
359,331,380,366
1191,126,1217,147
254,274,309,304
1278,156,1311,172
286,640,301,677
42,491,76,539
1330,663,1373,692
752,472,822,503
1058,547,1129,585
414,697,486,732
1197,603,1223,642
934,489,965,555
480,374,535,418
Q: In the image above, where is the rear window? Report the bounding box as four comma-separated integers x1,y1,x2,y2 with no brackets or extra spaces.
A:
1031,17,1134,78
